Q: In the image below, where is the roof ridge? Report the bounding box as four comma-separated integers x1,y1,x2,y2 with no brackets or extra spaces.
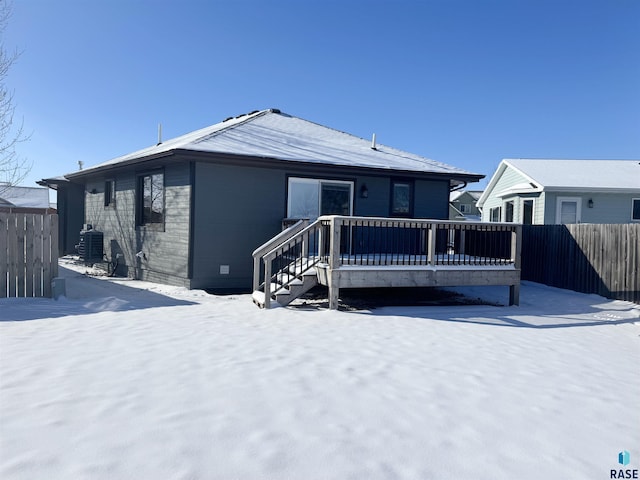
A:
191,109,274,145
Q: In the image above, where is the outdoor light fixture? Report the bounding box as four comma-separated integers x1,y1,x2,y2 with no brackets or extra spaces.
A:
588,198,594,208
360,184,369,198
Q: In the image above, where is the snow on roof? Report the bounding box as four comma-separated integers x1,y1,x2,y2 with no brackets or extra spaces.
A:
0,185,50,208
505,159,640,191
449,190,483,202
68,109,482,180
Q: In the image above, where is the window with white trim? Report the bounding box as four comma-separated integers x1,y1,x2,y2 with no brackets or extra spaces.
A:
522,199,534,225
556,197,582,224
489,206,501,222
504,200,514,222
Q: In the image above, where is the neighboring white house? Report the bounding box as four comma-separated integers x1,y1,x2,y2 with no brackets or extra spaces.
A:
449,190,482,221
477,159,640,224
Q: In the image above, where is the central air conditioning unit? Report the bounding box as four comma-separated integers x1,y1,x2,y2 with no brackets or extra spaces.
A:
77,228,104,265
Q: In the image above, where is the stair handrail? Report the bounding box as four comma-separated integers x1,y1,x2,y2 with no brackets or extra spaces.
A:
252,219,309,293
260,218,324,308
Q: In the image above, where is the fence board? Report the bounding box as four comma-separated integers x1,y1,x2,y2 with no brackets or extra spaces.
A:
0,213,59,298
25,215,34,297
522,224,639,304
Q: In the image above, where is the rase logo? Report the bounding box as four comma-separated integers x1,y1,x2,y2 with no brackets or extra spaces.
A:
611,451,638,479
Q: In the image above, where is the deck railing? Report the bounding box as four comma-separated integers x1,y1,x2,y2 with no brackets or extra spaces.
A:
323,216,521,268
253,216,522,308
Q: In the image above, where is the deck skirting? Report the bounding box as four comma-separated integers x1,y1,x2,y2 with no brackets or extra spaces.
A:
316,263,520,308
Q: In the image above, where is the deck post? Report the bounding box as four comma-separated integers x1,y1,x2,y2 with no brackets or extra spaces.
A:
427,223,436,265
328,217,342,309
509,283,520,306
263,257,272,309
252,257,261,292
329,278,340,310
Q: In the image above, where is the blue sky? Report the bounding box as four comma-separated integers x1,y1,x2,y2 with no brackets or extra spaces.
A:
6,0,640,192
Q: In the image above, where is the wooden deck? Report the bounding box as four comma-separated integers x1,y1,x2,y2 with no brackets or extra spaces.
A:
252,216,522,309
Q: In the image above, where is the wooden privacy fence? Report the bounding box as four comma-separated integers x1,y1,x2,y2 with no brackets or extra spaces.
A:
1,213,59,298
521,224,639,304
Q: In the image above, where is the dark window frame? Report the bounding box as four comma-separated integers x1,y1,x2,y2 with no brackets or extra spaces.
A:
136,170,165,230
522,199,534,225
390,179,414,217
632,198,640,222
104,179,116,207
504,200,515,222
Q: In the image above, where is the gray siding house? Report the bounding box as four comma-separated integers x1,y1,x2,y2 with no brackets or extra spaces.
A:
43,109,483,291
449,190,482,221
477,159,640,225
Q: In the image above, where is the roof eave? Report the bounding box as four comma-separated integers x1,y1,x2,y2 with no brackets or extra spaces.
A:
62,147,484,184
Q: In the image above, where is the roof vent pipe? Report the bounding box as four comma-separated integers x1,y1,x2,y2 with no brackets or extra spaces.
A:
371,133,377,150
78,161,84,170
157,123,162,145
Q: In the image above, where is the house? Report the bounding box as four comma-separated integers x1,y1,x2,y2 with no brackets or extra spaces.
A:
449,190,482,221
40,108,486,292
477,159,640,224
0,184,54,214
36,176,85,256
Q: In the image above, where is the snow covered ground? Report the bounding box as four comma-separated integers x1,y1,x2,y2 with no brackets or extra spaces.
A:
1,259,639,480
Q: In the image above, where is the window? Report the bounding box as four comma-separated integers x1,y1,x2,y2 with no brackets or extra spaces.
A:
104,180,116,207
504,200,514,222
138,172,164,226
287,177,353,220
459,204,471,213
391,180,413,217
633,199,640,222
522,199,534,225
556,197,581,224
489,206,501,222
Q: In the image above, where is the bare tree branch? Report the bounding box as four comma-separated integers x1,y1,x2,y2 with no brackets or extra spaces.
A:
0,0,31,195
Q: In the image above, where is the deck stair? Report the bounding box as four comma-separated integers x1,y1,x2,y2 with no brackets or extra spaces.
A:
253,215,522,310
252,220,325,308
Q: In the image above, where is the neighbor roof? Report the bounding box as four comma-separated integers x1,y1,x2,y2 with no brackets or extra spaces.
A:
478,159,640,207
0,185,50,208
505,159,640,190
64,109,482,183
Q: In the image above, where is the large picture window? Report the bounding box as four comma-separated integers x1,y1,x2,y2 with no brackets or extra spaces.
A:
138,172,164,226
287,177,353,220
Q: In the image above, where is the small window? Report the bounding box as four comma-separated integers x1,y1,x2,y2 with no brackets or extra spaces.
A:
104,180,116,207
138,172,164,226
522,199,534,225
633,198,640,222
489,206,501,222
459,204,471,213
391,180,413,217
504,200,514,222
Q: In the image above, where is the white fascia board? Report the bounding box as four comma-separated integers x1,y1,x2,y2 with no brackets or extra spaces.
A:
476,160,508,207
